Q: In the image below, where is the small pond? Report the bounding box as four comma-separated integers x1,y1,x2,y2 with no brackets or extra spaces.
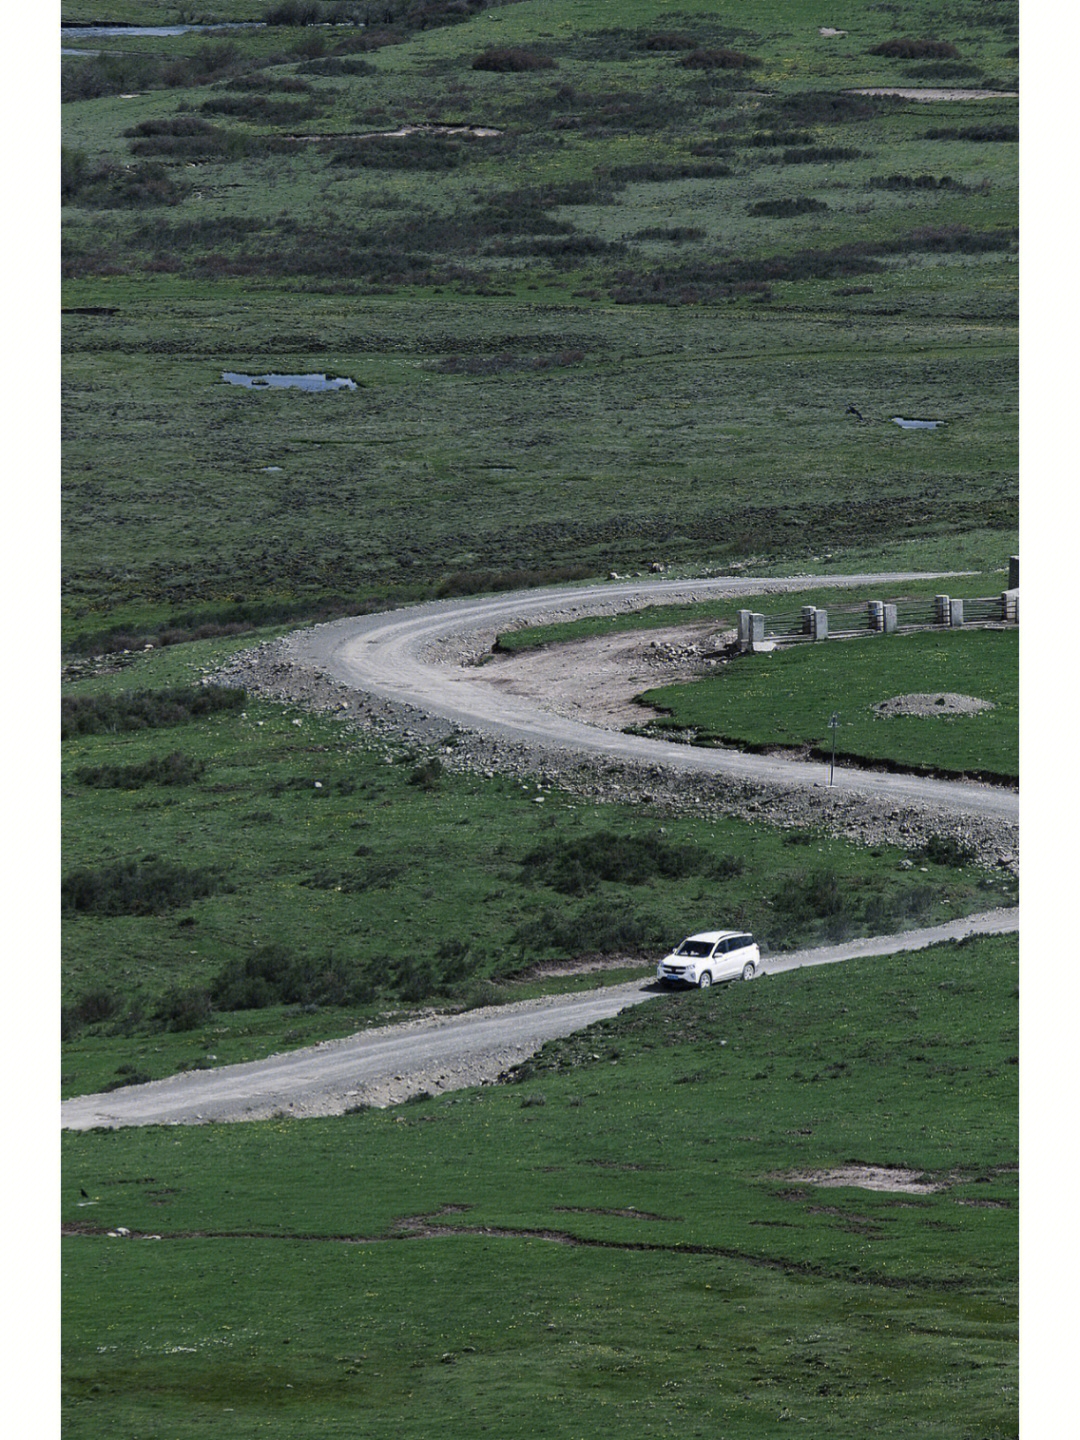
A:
223,372,358,391
62,24,265,38
892,417,944,429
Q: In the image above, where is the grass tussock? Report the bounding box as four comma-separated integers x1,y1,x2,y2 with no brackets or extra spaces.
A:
472,47,556,72
73,752,207,790
62,855,230,918
870,38,961,60
61,686,245,740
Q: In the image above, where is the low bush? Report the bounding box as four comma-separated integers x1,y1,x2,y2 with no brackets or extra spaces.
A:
747,197,828,217
435,564,591,598
296,55,376,75
640,33,697,51
74,752,206,790
903,60,982,79
211,944,376,1010
62,988,123,1040
775,145,864,164
62,855,230,918
61,686,245,740
472,47,555,72
916,834,976,868
511,901,666,962
200,94,322,124
869,173,963,191
155,985,212,1032
632,226,706,243
62,152,190,209
869,38,961,60
331,135,470,170
407,757,443,790
775,91,897,124
604,159,732,183
745,130,814,148
519,831,742,896
923,124,1017,142
678,48,757,70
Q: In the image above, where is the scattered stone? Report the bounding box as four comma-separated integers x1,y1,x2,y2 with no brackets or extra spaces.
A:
873,692,995,718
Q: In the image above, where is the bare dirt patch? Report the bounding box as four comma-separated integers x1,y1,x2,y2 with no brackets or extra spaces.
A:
473,623,732,729
873,692,995,718
781,1165,948,1193
849,87,1018,101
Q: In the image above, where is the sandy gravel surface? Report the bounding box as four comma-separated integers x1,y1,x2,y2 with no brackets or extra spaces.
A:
849,87,1018,100
61,907,1017,1130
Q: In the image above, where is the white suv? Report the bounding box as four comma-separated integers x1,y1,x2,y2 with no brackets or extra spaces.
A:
656,930,760,988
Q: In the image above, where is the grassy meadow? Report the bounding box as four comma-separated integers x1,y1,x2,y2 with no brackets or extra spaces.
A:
62,0,1017,649
60,3,1019,1430
62,935,1018,1438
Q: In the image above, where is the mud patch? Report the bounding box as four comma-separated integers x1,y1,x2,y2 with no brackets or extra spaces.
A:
781,1165,948,1193
874,692,995,718
849,87,1018,101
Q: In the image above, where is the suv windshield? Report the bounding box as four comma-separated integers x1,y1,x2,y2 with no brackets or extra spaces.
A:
675,940,714,958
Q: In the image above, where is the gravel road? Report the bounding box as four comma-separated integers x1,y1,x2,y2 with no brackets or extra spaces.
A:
61,907,1018,1130
214,572,1018,869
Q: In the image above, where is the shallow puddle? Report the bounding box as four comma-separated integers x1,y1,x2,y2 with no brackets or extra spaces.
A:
223,372,357,392
892,417,943,429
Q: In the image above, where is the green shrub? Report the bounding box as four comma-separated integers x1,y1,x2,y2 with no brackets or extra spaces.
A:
61,686,245,740
869,38,961,60
74,752,206,790
472,47,555,72
917,834,976,868
62,856,229,917
519,831,742,895
747,197,828,217
155,985,212,1032
678,48,756,70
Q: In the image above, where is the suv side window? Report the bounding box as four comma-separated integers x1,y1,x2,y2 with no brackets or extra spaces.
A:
713,938,730,956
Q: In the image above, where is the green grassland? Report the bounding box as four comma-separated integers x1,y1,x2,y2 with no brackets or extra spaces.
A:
62,0,1017,646
639,628,1017,780
62,935,1018,1439
60,632,1015,1096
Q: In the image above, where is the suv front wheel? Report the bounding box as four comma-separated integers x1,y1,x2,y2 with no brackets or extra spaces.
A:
697,970,713,988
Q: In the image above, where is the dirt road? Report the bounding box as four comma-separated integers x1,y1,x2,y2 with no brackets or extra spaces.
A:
281,573,1017,824
61,907,1018,1129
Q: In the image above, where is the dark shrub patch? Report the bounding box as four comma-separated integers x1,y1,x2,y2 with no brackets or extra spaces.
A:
472,47,556,72
62,152,190,209
200,94,322,124
408,757,443,790
777,146,864,164
127,118,278,161
510,901,666,963
748,197,828,217
869,173,964,191
212,944,376,1010
435,564,591,598
923,124,1017,142
74,751,207,790
641,33,697,51
62,988,123,1040
916,834,976,868
62,856,230,917
331,135,469,170
519,831,741,896
155,985,213,1031
869,38,961,60
746,130,814,148
775,91,897,124
220,73,313,93
61,686,245,740
903,60,982,79
605,159,732,183
632,226,706,242
296,55,376,76
678,47,757,70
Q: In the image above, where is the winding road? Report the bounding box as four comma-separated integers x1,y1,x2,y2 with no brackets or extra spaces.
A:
285,572,1018,823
